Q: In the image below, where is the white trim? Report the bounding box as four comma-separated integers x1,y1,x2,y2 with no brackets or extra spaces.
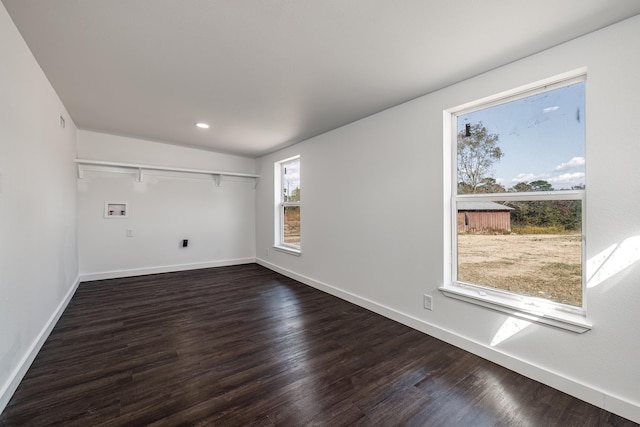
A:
456,190,583,202
448,68,587,116
273,245,301,257
255,258,639,423
444,70,588,321
75,159,260,188
274,155,301,252
275,154,301,165
79,258,256,282
75,159,260,179
439,285,591,333
0,276,81,413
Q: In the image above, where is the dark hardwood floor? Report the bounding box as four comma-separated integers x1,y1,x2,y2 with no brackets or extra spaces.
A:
1,264,636,426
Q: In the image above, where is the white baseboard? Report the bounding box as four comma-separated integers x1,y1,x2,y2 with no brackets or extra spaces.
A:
255,257,640,424
0,275,81,414
5,260,637,423
79,258,256,282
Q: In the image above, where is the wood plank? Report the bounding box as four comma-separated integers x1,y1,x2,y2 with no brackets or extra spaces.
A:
0,264,636,426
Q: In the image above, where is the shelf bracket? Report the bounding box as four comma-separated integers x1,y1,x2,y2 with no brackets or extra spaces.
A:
136,168,144,182
77,164,85,179
213,174,221,187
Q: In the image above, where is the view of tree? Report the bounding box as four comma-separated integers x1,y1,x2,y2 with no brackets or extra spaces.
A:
284,187,300,202
289,187,300,202
476,177,506,194
510,182,531,192
506,198,581,231
458,122,583,232
457,122,503,194
529,180,554,192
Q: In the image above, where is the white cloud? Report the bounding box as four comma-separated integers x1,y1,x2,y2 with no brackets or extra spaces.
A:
508,157,585,189
511,172,547,183
549,172,585,182
547,172,585,189
555,156,585,171
543,106,559,113
508,170,584,190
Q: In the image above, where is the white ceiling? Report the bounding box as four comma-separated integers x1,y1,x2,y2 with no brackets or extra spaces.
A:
3,1,640,158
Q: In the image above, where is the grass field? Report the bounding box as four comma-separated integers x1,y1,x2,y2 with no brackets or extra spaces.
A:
457,233,582,307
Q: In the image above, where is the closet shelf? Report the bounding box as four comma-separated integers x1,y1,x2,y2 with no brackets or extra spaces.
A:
75,159,260,188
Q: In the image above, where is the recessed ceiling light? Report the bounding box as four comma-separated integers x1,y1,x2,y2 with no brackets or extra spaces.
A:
195,122,210,129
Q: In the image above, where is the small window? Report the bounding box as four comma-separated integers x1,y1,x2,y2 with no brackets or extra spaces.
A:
274,156,301,254
442,72,590,332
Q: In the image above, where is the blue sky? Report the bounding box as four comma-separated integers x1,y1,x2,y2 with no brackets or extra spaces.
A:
457,81,585,190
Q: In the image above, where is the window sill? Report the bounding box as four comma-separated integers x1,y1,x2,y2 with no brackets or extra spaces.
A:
439,284,592,333
273,245,301,257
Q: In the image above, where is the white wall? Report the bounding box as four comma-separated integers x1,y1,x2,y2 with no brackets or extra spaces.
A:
0,3,78,411
255,16,640,422
77,131,257,278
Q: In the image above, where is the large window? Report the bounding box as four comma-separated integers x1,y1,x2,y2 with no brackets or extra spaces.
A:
274,156,301,254
443,71,591,332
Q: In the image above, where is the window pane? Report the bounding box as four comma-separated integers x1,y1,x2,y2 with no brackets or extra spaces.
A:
457,200,582,306
283,205,300,246
282,159,300,202
457,82,585,195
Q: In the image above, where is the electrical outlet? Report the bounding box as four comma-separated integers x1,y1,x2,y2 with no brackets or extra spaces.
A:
423,294,433,311
182,239,189,248
266,248,270,256
126,228,133,237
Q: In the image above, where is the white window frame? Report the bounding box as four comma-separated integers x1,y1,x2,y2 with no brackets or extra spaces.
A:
274,155,301,256
441,69,592,333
